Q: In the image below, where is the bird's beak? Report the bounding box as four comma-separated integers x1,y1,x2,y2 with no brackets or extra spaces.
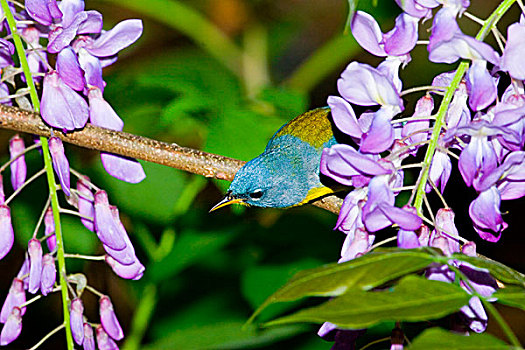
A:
209,193,244,212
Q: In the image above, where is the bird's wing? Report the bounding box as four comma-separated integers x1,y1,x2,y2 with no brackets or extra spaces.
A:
268,107,334,150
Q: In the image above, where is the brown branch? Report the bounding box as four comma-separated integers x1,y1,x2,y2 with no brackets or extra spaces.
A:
0,104,342,214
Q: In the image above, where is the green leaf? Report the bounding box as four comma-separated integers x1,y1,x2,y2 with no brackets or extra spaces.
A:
148,229,236,282
264,275,471,329
249,248,435,322
494,286,525,312
408,327,510,350
451,254,525,287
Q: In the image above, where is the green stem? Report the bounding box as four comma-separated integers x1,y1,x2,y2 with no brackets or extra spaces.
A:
413,0,517,213
101,0,243,78
0,2,74,349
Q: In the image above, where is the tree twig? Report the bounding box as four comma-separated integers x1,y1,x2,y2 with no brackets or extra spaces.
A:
0,104,342,214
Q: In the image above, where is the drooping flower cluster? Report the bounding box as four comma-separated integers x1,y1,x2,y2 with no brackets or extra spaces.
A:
0,0,147,347
318,0,525,346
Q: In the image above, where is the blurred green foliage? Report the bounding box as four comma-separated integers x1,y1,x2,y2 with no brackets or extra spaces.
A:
0,0,522,349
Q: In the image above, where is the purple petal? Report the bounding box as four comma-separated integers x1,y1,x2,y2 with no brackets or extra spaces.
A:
359,108,395,153
0,279,25,324
0,307,22,346
103,206,137,265
77,11,103,34
427,151,451,193
0,205,14,260
469,187,507,242
466,60,497,111
58,0,84,27
83,323,95,350
459,264,498,298
397,229,420,248
338,62,403,108
87,87,123,130
70,298,84,345
77,176,94,232
28,239,42,294
25,0,62,25
0,38,14,69
56,47,86,91
49,137,71,196
402,95,432,147
87,19,143,57
78,49,105,92
334,188,367,233
9,135,26,191
41,72,89,131
460,296,487,333
96,325,118,350
459,137,496,187
394,0,432,18
44,207,57,251
99,296,124,340
94,190,126,250
105,255,145,280
327,96,362,139
434,208,460,253
350,11,386,56
339,228,371,262
501,22,525,80
429,33,500,65
383,13,418,56
47,11,88,53
40,254,56,296
428,7,459,51
100,153,146,184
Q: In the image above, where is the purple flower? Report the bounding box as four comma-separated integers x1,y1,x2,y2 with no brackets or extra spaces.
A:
94,190,126,250
70,298,84,345
0,307,22,346
0,38,14,69
9,135,26,191
49,136,71,196
427,149,452,193
500,21,525,80
334,188,367,234
103,206,138,265
44,207,57,251
402,95,433,153
469,186,507,242
105,255,145,280
56,46,86,91
0,279,25,324
21,27,48,83
16,258,29,290
28,239,43,294
339,227,373,262
77,176,94,232
361,177,422,232
79,19,143,58
397,228,420,249
327,96,363,140
25,0,62,25
99,295,123,340
96,325,118,350
478,151,525,200
83,323,95,350
41,71,89,131
47,10,103,53
40,254,56,296
394,0,434,18
466,60,497,111
0,205,14,260
434,208,460,253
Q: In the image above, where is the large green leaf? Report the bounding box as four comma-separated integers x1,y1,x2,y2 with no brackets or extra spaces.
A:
408,327,510,350
249,248,436,322
494,286,525,312
451,254,525,287
264,275,470,329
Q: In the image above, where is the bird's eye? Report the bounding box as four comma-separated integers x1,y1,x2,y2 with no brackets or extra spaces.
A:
249,190,264,200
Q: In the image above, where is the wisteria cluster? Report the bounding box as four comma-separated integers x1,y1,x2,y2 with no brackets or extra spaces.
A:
0,0,147,348
317,0,524,346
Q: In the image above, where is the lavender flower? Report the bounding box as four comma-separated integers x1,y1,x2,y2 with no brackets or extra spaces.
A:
0,307,22,345
28,239,43,294
0,279,25,324
44,206,57,252
40,254,56,296
96,325,118,350
83,323,95,350
500,20,525,80
99,295,124,340
94,190,126,250
469,186,507,242
105,255,145,280
49,136,71,196
9,135,26,191
70,298,84,345
77,176,95,232
0,205,14,260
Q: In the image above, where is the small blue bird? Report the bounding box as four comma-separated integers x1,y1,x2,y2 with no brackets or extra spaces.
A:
210,107,340,211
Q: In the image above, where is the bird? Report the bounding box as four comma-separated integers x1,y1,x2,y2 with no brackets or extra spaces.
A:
210,107,341,211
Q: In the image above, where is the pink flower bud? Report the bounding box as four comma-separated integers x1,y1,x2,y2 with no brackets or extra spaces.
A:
83,323,95,350
99,295,123,340
0,205,14,260
0,175,5,204
40,254,56,296
103,206,137,265
70,298,84,345
28,239,43,294
49,136,71,196
77,176,95,232
16,257,29,290
94,190,126,250
9,135,26,191
105,255,144,280
96,324,118,350
0,307,22,345
44,207,56,252
0,279,25,323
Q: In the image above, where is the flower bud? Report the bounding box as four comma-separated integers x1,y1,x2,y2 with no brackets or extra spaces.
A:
94,190,126,250
28,239,43,294
0,279,25,323
0,205,14,260
103,206,137,265
16,257,29,290
105,255,144,280
83,323,95,350
40,254,56,296
96,324,118,350
44,207,56,252
0,175,5,204
49,136,71,196
99,295,123,340
70,298,84,345
0,307,22,345
77,176,95,232
9,135,26,191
